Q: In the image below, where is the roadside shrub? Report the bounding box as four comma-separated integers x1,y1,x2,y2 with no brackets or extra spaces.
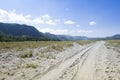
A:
26,63,38,68
19,50,33,58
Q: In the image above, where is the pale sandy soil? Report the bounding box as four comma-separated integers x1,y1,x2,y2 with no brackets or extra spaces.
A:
0,41,120,80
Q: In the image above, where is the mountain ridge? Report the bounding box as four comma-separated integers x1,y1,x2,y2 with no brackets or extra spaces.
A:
0,22,119,41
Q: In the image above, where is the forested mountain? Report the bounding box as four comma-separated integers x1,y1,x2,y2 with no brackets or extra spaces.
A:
0,22,49,41
0,22,45,38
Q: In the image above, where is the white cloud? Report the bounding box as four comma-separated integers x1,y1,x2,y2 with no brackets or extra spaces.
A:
32,18,44,24
40,28,69,35
46,20,56,25
0,9,57,26
1,9,95,36
77,29,93,33
89,21,96,26
0,9,31,24
41,14,51,20
25,15,31,18
64,20,75,25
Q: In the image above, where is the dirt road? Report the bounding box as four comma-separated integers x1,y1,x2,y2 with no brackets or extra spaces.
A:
1,41,120,80
37,41,120,80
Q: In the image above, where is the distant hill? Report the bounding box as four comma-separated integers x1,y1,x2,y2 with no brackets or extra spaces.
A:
0,22,88,41
0,22,50,41
106,34,120,40
0,22,119,41
45,32,88,41
44,32,60,40
89,34,120,40
0,22,45,38
56,35,88,41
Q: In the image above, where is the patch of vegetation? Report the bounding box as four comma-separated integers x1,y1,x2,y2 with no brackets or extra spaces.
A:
19,50,33,58
1,77,5,80
48,41,73,51
26,63,38,68
77,40,96,45
38,50,45,58
37,41,73,59
46,54,56,59
106,40,120,53
0,41,73,51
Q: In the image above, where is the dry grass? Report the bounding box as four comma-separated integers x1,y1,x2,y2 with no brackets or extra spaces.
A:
0,40,96,50
76,40,96,45
0,41,54,50
106,40,120,53
25,63,38,69
106,40,120,47
0,41,73,51
37,41,74,58
18,50,33,58
0,40,95,53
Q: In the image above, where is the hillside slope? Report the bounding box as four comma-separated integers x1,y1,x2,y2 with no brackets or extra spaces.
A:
0,22,45,39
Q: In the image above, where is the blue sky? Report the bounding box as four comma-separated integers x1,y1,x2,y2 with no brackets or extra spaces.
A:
0,0,120,37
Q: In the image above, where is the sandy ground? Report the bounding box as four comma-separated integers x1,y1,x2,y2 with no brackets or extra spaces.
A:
0,41,120,80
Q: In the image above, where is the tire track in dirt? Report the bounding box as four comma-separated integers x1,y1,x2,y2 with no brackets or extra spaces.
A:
59,42,99,80
72,41,105,80
31,44,92,80
57,46,93,80
36,43,95,80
